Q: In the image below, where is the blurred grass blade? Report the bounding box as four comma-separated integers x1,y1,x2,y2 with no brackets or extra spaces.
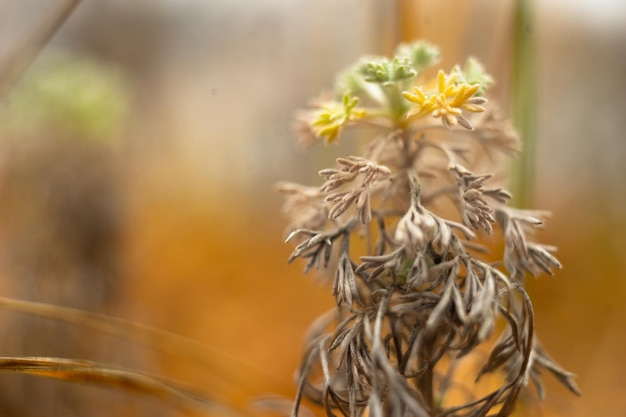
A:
0,296,288,397
510,0,537,208
0,0,83,99
0,356,244,416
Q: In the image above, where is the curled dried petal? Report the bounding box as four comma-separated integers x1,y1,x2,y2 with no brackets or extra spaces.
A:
395,207,437,255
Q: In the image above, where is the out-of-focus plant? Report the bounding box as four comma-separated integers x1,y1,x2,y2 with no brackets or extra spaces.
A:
277,41,580,417
1,51,131,141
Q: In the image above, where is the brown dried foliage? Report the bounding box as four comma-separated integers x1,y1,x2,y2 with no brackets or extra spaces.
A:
278,74,579,417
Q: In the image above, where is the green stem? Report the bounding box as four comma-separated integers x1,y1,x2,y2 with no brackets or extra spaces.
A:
510,0,537,209
384,83,409,124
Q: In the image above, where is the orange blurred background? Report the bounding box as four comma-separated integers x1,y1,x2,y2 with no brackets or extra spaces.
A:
0,1,624,416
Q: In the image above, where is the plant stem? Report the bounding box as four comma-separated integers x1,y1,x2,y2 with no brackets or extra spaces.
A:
417,332,436,412
384,83,409,124
0,0,83,100
510,0,537,209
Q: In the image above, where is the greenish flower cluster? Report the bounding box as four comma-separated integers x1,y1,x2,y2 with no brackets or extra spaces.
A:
305,41,494,144
2,51,130,142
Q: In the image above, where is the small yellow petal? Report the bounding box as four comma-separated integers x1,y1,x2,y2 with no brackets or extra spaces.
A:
318,124,337,136
402,88,427,105
457,84,479,104
406,107,428,121
445,73,457,88
449,86,469,107
461,103,486,113
402,91,417,102
437,70,446,93
465,83,479,97
318,124,339,143
444,85,458,97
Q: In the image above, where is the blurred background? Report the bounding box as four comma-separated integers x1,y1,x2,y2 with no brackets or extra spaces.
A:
0,0,624,416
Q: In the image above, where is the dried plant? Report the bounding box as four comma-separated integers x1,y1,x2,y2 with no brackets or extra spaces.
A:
277,41,580,417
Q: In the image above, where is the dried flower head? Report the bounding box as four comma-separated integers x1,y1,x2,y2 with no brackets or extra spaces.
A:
277,41,579,417
393,178,437,255
319,156,391,224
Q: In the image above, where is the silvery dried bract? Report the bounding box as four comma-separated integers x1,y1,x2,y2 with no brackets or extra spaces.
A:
320,156,391,224
451,164,500,234
277,41,578,417
394,205,436,256
496,208,562,280
275,182,328,232
332,249,362,308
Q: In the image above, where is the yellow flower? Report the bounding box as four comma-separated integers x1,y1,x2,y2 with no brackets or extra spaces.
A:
311,92,366,144
402,70,486,129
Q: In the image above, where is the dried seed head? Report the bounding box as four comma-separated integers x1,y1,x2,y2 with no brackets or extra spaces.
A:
275,182,328,231
394,206,437,255
332,252,362,307
319,157,390,223
497,208,562,279
451,165,497,234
